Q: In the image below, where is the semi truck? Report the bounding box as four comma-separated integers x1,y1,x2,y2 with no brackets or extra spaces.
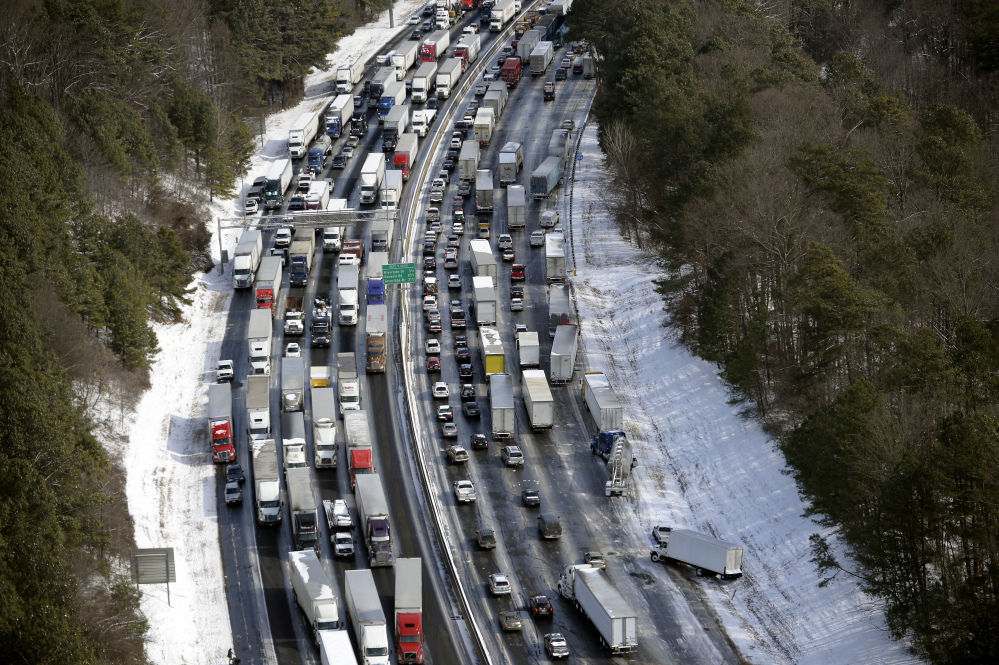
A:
472,276,497,325
250,439,282,524
284,296,305,336
517,29,540,62
500,57,521,86
523,369,554,430
289,236,316,287
325,94,354,138
557,564,638,654
288,111,320,158
411,108,435,136
530,41,554,76
531,155,563,199
370,220,393,253
603,434,635,497
312,307,332,348
550,323,578,384
391,41,419,78
582,52,596,78
289,550,341,644
435,58,462,99
344,410,374,487
207,383,236,463
323,226,345,253
453,34,481,65
473,107,494,146
499,142,524,185
582,372,623,432
306,177,332,210
650,528,744,579
507,185,526,229
395,558,424,664
548,283,571,337
233,229,263,289
248,308,272,375
256,255,283,315
470,240,497,278
517,331,540,367
336,54,365,93
382,104,410,152
480,326,505,376
475,169,495,212
489,373,515,438
344,569,391,665
246,374,271,441
458,140,480,182
378,79,406,119
359,152,386,204
545,233,567,282
366,252,388,305
282,356,304,412
366,304,388,373
337,352,360,414
368,67,397,105
379,170,404,210
420,29,450,62
282,411,308,475
482,89,505,119
490,0,516,31
393,132,419,180
287,467,319,552
411,61,438,102
264,158,293,209
312,387,338,469
551,0,573,14
355,474,394,567
338,264,360,325
549,128,571,163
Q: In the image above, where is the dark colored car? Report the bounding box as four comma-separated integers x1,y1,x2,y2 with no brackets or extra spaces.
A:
470,433,489,450
456,347,471,362
459,363,473,381
522,488,541,506
226,464,245,484
460,384,476,401
454,334,468,348
447,147,460,161
555,67,567,80
331,154,346,169
529,595,553,618
427,98,438,110
462,401,481,418
426,356,441,372
410,28,422,40
288,195,306,211
423,256,436,270
510,284,524,299
423,240,436,255
443,158,455,172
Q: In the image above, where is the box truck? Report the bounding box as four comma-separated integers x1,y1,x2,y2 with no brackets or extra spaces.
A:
507,185,526,229
472,275,497,325
522,369,554,429
480,327,505,376
550,323,578,384
499,141,524,185
489,373,515,438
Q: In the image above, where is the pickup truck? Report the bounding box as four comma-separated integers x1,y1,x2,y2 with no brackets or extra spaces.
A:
429,178,446,203
216,359,234,382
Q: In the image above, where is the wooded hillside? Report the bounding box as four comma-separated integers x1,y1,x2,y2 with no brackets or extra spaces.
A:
570,1,999,663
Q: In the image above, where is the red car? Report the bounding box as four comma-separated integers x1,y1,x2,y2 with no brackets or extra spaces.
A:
511,264,525,280
427,356,441,372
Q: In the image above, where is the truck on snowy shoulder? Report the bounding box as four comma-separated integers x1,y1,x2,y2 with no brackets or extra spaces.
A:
650,528,744,579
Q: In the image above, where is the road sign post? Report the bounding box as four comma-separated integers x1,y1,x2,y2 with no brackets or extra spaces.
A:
383,263,416,284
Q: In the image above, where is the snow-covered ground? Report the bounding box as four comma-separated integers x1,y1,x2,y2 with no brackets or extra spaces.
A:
96,3,423,664
566,123,919,665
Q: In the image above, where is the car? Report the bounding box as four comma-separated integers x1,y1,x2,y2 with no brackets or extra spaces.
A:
453,208,465,225
499,611,522,632
446,444,469,464
510,284,524,299
462,401,481,418
244,198,258,215
474,83,488,96
447,235,460,249
476,527,497,548
514,323,529,334
538,512,562,539
426,207,440,222
560,57,572,69
426,355,441,372
458,363,473,381
252,176,268,189
456,347,471,362
652,525,672,545
529,595,553,618
452,221,465,235
427,308,441,325
444,255,458,270
425,338,441,354
584,551,606,569
226,464,245,484
410,28,422,40
497,56,507,67
423,240,437,254
224,481,242,505
511,263,525,280
442,422,459,438
437,405,453,421
422,4,434,17
427,97,438,110
450,133,463,149
422,20,433,31
561,119,576,131
346,134,360,148
555,67,567,80
284,342,302,358
470,433,489,450
460,384,476,402
408,14,421,24
423,256,436,271
489,573,512,595
430,220,443,234
448,274,462,290
489,65,501,76
453,479,476,502
423,295,437,311
497,234,513,250
545,633,570,659
428,319,442,333
333,531,355,557
443,157,456,172
287,194,307,211
543,81,555,100
341,145,355,159
522,488,541,506
329,499,353,528
464,22,479,33
510,298,523,311
454,334,468,348
270,247,288,266
501,446,525,467
446,147,460,161
501,248,514,262
530,230,545,246
424,275,439,295
432,381,449,398
451,199,465,213
331,154,346,169
274,227,293,247
458,181,472,198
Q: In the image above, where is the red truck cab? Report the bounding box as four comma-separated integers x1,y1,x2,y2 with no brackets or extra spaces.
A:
397,613,424,663
349,448,373,487
211,418,236,463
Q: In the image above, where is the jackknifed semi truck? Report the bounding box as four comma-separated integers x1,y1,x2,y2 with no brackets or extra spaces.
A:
651,528,744,579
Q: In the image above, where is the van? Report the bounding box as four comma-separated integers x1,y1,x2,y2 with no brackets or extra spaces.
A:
537,512,562,539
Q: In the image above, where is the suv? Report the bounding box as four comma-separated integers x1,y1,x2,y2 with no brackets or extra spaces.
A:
497,234,513,250
529,595,554,618
543,81,555,101
537,512,562,539
446,444,469,464
476,527,497,548
501,446,524,467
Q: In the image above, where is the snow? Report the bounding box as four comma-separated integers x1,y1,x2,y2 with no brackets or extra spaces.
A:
95,3,424,664
565,124,920,665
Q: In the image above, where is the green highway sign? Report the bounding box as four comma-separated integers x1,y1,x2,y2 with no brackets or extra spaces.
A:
383,263,416,284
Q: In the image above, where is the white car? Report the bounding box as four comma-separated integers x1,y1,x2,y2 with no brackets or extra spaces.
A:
474,84,487,97
489,573,512,595
426,338,441,354
432,381,449,398
274,227,293,247
497,234,513,250
454,479,477,503
285,342,302,357
430,220,443,235
333,532,354,557
448,274,462,290
452,222,464,235
408,15,421,24
244,199,258,215
510,298,523,312
530,231,545,246
423,295,438,311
